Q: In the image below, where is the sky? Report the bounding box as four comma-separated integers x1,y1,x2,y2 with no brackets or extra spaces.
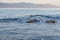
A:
0,0,60,6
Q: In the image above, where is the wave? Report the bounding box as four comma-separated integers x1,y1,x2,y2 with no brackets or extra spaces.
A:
0,15,60,24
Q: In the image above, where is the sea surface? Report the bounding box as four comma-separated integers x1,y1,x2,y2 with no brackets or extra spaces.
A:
0,8,60,40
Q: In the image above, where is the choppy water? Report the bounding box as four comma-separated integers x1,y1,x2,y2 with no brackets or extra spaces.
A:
0,8,60,40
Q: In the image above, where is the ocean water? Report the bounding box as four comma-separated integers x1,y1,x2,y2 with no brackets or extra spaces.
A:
0,8,60,40
0,8,60,18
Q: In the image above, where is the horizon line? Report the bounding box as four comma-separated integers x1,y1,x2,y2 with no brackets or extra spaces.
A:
0,2,60,6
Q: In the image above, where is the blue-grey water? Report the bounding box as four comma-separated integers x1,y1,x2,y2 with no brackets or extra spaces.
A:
0,8,60,40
